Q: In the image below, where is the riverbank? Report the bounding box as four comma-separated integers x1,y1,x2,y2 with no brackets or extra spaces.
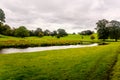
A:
0,34,99,48
0,42,119,80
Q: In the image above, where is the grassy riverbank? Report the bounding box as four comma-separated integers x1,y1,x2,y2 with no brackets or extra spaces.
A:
0,34,99,48
0,42,119,80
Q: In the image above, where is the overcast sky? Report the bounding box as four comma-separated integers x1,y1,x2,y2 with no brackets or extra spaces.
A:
0,0,120,33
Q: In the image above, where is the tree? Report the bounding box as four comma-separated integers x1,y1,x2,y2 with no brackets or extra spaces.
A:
34,28,43,36
14,26,30,38
29,30,35,36
57,29,68,37
106,20,120,41
97,27,109,40
2,24,11,35
96,19,109,41
51,30,57,37
0,24,12,35
44,29,51,36
0,9,5,23
38,32,44,37
79,30,94,35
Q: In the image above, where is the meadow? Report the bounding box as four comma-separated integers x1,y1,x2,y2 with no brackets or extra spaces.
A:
0,42,120,80
0,34,120,80
0,34,98,48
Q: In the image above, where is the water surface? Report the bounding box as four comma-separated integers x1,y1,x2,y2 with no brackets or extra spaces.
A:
0,43,98,54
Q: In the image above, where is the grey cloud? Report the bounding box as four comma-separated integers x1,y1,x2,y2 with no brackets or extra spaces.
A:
0,0,120,32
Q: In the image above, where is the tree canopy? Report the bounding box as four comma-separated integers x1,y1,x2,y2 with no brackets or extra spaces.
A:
96,19,109,40
57,29,68,37
96,19,120,41
0,9,5,23
14,26,30,38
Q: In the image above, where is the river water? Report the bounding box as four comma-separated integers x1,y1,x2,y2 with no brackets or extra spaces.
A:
0,43,98,54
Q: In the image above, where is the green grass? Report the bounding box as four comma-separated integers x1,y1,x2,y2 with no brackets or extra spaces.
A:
0,42,119,80
110,48,120,80
0,34,99,48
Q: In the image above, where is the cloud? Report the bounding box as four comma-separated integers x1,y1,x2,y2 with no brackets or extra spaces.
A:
0,0,120,33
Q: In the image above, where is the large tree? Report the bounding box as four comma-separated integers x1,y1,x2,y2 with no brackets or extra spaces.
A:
44,29,51,36
0,9,5,35
0,9,5,23
34,28,43,37
51,30,57,37
14,26,30,38
96,19,109,41
57,28,68,37
106,20,120,41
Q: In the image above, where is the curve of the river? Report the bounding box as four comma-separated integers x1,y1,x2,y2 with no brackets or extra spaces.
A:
0,43,98,54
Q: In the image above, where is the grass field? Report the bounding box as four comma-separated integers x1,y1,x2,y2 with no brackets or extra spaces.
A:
110,49,120,80
0,34,99,48
0,42,120,80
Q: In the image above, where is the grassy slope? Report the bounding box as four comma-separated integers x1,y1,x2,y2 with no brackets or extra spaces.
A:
0,42,119,80
0,34,98,48
111,48,120,80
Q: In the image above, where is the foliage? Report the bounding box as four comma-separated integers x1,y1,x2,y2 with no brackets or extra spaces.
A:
34,28,43,36
107,20,120,42
44,29,51,36
97,27,109,40
96,19,120,41
96,19,109,40
14,26,30,38
51,30,57,37
0,8,5,22
57,28,68,37
79,30,94,35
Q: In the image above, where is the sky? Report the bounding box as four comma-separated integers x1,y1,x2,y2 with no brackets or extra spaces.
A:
0,0,120,33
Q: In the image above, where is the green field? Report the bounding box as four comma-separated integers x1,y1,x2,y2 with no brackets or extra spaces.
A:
0,42,120,80
0,34,99,48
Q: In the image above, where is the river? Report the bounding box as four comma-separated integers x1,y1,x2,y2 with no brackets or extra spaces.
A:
0,43,98,54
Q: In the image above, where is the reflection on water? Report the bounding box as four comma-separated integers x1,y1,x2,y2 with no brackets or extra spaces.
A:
0,43,98,54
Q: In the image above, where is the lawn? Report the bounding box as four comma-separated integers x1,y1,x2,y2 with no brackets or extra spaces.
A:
0,42,119,80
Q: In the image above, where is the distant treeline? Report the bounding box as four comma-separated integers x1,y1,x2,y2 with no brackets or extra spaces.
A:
0,9,69,38
0,23,68,38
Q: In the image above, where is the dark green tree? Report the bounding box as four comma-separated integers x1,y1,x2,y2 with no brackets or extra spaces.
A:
0,9,5,23
96,19,109,41
14,26,30,38
107,20,120,41
51,30,57,37
2,24,11,35
29,30,35,36
57,29,68,37
44,29,51,36
34,28,43,37
80,30,94,35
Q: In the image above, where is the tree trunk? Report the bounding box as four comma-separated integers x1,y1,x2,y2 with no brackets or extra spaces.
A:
115,38,117,42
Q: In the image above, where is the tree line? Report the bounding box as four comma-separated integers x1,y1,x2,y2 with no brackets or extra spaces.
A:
0,23,68,38
1,8,120,41
0,9,68,38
